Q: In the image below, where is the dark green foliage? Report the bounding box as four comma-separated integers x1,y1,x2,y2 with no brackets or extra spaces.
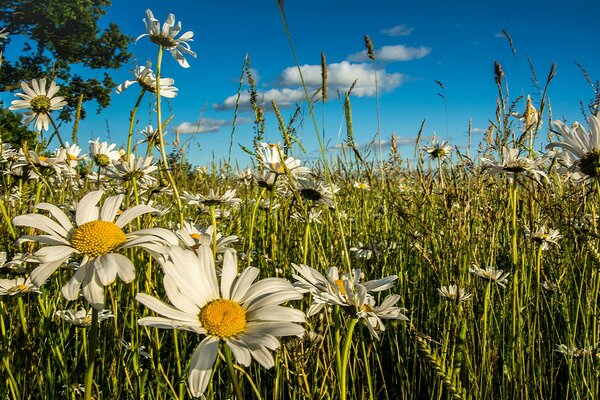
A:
0,105,37,146
0,0,132,121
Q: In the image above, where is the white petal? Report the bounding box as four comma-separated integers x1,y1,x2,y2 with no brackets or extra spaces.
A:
220,250,237,299
137,316,204,333
34,203,73,232
163,274,200,315
249,345,275,369
13,214,69,238
29,260,63,287
62,260,91,300
100,194,124,222
34,245,75,263
188,337,220,398
246,321,304,338
76,191,104,226
230,267,259,302
224,338,252,367
94,254,120,286
135,293,199,323
115,204,155,227
247,306,305,323
83,266,105,309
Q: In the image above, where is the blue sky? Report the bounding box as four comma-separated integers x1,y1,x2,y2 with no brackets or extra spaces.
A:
2,0,600,166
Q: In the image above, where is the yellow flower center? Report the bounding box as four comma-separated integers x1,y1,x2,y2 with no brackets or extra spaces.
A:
199,299,246,338
70,220,126,258
335,279,347,295
150,34,178,48
8,284,29,294
190,233,202,240
30,95,51,114
360,304,374,313
94,154,111,167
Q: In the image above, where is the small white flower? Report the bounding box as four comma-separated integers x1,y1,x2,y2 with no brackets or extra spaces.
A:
523,226,562,250
9,78,67,132
257,143,310,177
116,61,178,98
0,277,41,296
469,264,510,287
481,147,548,183
438,285,473,302
55,308,114,327
89,138,121,168
424,139,453,160
181,188,241,207
137,9,196,68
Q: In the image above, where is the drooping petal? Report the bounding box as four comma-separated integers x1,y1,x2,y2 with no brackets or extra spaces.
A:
188,336,220,398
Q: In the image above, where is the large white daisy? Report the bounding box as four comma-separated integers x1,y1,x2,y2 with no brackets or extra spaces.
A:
136,246,304,398
12,190,178,309
9,78,67,132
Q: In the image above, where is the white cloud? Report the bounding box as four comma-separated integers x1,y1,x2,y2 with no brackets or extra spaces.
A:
494,32,505,39
471,127,487,133
380,24,414,37
347,45,431,63
177,118,231,134
277,61,405,97
213,88,306,111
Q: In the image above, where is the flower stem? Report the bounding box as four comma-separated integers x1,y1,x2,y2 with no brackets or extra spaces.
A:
126,89,147,162
340,317,359,400
84,308,99,400
223,344,244,400
155,45,185,226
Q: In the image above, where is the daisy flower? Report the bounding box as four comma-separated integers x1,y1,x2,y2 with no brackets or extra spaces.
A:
294,177,338,208
89,138,121,168
137,9,196,68
9,78,67,132
350,242,377,260
349,284,409,339
176,222,239,254
291,264,397,316
12,190,178,309
136,247,304,398
181,188,241,207
481,147,548,183
107,155,158,187
257,143,310,177
61,142,87,169
424,139,453,160
469,264,510,288
0,277,41,296
116,61,178,98
523,225,562,250
438,284,473,302
353,181,370,190
547,114,600,181
55,308,113,327
554,344,594,358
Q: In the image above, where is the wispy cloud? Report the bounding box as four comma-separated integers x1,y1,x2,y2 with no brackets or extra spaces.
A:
380,24,414,37
277,61,405,97
213,88,306,111
347,45,431,63
177,118,243,134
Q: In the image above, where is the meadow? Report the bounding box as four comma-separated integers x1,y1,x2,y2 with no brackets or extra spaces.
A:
1,6,600,400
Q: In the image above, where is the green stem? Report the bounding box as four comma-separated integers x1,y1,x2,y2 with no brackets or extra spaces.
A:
340,318,359,400
361,341,374,400
126,89,147,162
224,344,244,400
210,205,218,257
0,199,17,240
155,45,185,226
84,308,99,400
